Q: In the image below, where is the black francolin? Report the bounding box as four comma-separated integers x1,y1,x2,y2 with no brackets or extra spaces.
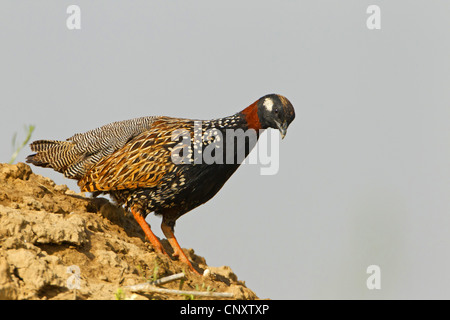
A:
26,94,295,274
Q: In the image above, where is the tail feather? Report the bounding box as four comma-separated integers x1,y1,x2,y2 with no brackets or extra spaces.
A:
26,140,78,175
26,116,158,181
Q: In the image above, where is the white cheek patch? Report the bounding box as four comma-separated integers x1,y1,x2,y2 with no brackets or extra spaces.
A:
263,98,274,111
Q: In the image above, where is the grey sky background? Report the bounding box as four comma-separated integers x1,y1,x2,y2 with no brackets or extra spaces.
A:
1,1,449,299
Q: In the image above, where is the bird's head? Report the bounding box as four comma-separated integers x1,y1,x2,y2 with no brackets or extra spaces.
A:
255,94,295,139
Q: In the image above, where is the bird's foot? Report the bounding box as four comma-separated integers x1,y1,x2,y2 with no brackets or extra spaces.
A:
170,244,200,275
151,241,168,256
178,253,201,275
161,222,201,275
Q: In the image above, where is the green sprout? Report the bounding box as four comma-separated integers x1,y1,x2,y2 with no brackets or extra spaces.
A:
115,288,125,300
9,124,35,164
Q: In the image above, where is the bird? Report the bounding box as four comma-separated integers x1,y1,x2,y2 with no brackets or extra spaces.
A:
26,93,295,274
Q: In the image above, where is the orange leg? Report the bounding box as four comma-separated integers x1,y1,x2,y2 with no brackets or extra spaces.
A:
161,222,200,275
131,207,166,255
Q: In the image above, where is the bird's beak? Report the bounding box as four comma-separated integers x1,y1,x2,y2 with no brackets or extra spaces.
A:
276,121,288,139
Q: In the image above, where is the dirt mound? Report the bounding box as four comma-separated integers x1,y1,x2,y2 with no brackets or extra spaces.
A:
0,162,257,300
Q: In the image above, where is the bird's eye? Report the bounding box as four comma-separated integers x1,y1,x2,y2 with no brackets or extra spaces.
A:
274,107,279,114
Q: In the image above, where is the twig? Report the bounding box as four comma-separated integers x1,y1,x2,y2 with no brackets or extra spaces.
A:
123,272,185,292
126,284,234,298
151,272,186,287
124,272,233,298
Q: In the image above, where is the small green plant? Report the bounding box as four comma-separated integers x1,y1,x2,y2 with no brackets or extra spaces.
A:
136,262,161,283
183,293,196,300
115,288,125,300
178,277,185,291
196,282,215,294
9,124,35,164
151,262,159,282
182,282,216,300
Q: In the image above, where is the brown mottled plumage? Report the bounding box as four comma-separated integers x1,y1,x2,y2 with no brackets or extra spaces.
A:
79,117,190,192
27,94,295,273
